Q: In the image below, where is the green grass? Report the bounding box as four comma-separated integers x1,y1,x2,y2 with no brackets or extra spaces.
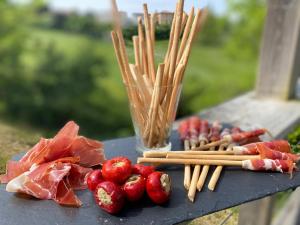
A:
27,28,257,116
0,120,40,173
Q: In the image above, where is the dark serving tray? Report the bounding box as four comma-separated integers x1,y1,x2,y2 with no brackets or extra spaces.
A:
1,131,300,225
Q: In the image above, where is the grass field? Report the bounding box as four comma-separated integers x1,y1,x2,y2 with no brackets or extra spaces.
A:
29,28,257,115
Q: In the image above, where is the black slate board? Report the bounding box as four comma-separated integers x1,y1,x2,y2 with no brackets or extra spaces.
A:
1,132,300,225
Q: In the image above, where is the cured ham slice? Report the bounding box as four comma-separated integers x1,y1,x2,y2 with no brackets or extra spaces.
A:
209,121,222,142
0,138,52,183
1,121,105,183
257,144,299,162
220,128,230,138
231,127,243,134
264,140,291,153
55,180,82,207
199,120,209,142
242,159,295,174
188,117,201,146
178,120,190,140
30,121,80,165
6,157,91,207
230,127,261,144
233,140,291,155
69,136,104,167
0,121,105,207
224,128,267,145
19,138,51,164
65,163,93,190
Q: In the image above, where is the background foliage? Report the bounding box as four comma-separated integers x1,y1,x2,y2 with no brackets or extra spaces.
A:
0,0,266,138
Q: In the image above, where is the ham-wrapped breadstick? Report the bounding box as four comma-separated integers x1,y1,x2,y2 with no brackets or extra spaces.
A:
138,158,296,175
195,120,211,193
224,128,268,144
209,121,222,142
231,127,242,134
224,129,267,143
188,116,201,148
257,143,299,162
208,128,233,191
233,140,291,155
178,120,190,141
198,120,209,142
230,127,260,143
188,119,209,202
242,159,295,174
178,119,191,190
186,117,201,194
197,128,270,150
220,128,230,138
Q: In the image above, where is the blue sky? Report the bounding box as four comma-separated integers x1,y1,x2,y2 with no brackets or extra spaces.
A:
48,0,227,15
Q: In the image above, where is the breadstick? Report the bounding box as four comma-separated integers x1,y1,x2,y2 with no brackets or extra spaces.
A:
184,139,191,190
208,144,235,191
143,150,237,158
143,4,156,83
137,157,243,167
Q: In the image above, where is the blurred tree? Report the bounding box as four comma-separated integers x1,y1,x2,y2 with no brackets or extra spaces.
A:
52,12,69,29
123,25,138,41
51,12,110,38
0,0,31,115
64,12,86,33
199,12,231,46
156,24,171,40
225,0,266,59
123,24,171,41
0,1,130,138
2,37,131,138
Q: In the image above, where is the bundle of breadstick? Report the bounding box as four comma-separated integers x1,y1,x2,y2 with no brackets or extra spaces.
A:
111,0,207,149
137,117,299,202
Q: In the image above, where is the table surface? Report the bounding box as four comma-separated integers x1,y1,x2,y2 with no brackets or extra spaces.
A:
1,132,300,225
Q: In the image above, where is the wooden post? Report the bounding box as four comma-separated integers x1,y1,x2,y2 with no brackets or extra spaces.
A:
238,197,275,225
272,188,300,225
256,0,300,100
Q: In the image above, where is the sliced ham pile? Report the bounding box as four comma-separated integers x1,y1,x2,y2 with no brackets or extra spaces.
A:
0,121,105,207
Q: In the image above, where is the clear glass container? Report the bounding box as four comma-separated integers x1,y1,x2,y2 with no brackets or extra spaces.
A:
125,84,182,154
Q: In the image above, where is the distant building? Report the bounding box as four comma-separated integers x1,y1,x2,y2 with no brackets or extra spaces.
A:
132,13,144,21
157,11,174,25
95,10,129,25
131,11,173,25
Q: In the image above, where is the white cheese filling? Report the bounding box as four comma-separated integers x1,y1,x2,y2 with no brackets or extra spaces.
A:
242,160,254,170
233,146,247,155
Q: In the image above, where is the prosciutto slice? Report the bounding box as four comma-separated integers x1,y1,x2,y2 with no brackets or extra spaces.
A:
231,127,243,134
209,121,222,142
199,120,209,142
242,159,295,174
69,136,104,167
178,120,190,140
224,128,267,145
1,121,105,183
220,128,230,138
6,157,91,207
0,121,105,207
233,140,291,155
188,117,201,146
257,144,299,162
